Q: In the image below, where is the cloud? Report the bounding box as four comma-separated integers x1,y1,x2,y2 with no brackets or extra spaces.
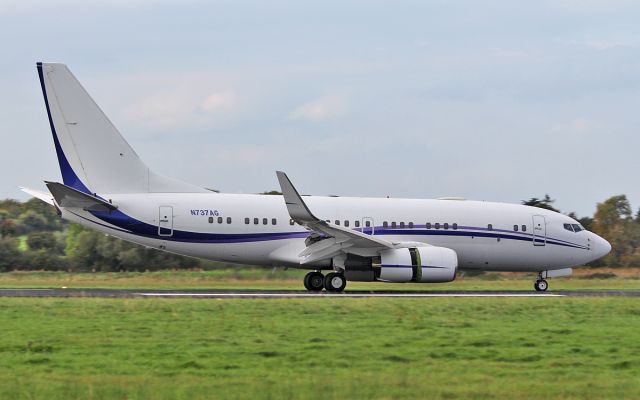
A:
584,39,636,51
124,88,238,129
201,90,236,115
551,118,600,136
288,94,348,122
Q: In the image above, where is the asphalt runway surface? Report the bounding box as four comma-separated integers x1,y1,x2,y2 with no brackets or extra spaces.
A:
0,288,639,298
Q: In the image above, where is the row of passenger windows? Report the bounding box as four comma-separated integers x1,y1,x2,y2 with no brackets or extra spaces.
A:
208,216,232,224
328,220,371,227
208,217,530,232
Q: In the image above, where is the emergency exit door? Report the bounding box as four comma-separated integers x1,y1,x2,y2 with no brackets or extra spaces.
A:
158,206,173,236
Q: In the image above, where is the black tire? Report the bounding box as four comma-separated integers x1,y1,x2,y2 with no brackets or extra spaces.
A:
534,281,540,291
304,272,324,291
324,272,347,292
537,279,548,292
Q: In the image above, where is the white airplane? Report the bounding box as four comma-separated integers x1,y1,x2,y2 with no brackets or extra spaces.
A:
22,62,611,292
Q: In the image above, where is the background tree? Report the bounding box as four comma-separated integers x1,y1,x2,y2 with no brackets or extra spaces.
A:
592,195,639,267
522,194,559,212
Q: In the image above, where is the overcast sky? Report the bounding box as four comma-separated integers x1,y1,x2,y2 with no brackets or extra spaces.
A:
1,0,639,217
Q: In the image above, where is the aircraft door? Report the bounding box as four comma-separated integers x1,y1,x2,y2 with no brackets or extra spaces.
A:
361,217,374,235
158,206,173,237
532,215,546,246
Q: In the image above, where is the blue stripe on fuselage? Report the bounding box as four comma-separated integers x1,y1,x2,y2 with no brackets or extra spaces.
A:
84,209,588,249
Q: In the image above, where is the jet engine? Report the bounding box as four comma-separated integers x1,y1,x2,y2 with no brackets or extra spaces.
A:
376,246,458,283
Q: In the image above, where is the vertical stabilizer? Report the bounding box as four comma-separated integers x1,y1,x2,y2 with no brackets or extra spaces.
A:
37,62,207,194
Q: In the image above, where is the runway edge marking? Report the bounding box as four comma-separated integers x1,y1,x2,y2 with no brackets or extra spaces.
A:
133,293,566,298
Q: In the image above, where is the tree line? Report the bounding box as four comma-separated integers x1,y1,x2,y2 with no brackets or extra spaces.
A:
0,193,638,272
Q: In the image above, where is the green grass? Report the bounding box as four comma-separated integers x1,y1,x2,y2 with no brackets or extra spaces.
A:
0,297,638,399
0,269,638,290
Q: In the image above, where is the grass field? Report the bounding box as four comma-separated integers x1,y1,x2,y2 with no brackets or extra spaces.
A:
0,269,639,290
0,296,639,399
0,271,638,399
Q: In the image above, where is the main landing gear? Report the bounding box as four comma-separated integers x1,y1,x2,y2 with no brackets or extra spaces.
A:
303,271,347,293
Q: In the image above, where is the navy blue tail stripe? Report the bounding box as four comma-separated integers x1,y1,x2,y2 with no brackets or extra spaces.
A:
36,62,92,195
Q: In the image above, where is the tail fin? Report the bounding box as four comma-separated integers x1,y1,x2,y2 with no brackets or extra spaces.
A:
36,62,207,194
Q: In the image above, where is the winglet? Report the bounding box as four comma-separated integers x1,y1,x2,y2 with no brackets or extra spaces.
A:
276,171,319,224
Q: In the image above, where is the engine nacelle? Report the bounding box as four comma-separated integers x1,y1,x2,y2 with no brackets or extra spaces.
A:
377,246,458,283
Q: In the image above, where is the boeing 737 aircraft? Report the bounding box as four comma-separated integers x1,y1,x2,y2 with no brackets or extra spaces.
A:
22,62,611,292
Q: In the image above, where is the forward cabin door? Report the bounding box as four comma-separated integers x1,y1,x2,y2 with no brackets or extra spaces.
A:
158,206,174,237
532,215,546,246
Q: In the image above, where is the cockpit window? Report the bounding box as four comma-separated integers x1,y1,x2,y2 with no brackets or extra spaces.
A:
572,224,583,232
563,223,575,232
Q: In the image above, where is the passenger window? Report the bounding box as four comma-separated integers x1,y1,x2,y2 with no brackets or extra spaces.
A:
218,216,223,224
344,220,349,227
572,224,582,232
391,222,397,228
254,218,259,225
435,223,440,229
365,221,371,227
383,221,388,228
488,224,493,230
245,217,250,224
355,221,360,228
522,225,526,232
426,222,432,229
399,222,405,228
444,223,449,230
335,220,340,226
408,222,413,228
513,225,518,232
263,218,268,225
227,217,232,224
272,218,277,225
564,223,574,232
453,223,458,230
208,217,214,223
290,219,295,225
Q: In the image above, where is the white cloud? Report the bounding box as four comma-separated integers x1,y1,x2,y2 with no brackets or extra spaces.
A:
551,118,600,136
201,90,236,115
288,94,348,122
585,39,635,51
123,87,239,129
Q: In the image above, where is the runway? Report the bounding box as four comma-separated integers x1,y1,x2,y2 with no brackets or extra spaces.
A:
0,288,638,298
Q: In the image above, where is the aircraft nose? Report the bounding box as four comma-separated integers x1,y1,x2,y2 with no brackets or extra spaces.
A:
592,233,612,259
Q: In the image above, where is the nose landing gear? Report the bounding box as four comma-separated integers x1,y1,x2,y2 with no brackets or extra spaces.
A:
534,279,548,292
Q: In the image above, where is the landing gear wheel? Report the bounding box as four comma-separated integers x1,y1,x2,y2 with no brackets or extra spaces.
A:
324,272,347,293
303,271,325,292
534,279,548,292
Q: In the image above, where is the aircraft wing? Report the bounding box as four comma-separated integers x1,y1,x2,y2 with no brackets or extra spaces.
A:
276,171,394,264
45,181,118,212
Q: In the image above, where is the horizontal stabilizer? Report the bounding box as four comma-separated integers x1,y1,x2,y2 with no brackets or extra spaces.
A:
45,181,117,212
19,186,55,206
